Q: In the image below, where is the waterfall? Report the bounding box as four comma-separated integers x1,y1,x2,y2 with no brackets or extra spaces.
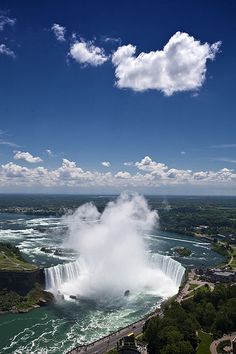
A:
44,254,185,295
45,260,81,293
149,254,185,288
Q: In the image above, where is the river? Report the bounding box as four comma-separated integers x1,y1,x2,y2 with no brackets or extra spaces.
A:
0,211,223,353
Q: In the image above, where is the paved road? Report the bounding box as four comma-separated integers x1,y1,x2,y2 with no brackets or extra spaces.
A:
66,310,159,354
210,332,236,354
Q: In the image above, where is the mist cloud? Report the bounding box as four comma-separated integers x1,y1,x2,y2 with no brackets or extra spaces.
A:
61,193,176,297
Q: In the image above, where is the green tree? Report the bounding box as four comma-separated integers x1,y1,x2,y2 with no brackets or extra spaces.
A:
159,326,183,346
181,317,198,349
202,302,216,328
160,340,194,354
213,310,233,335
144,317,161,354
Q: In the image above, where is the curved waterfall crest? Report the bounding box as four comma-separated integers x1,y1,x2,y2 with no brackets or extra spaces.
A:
45,260,81,292
149,253,185,287
44,254,185,295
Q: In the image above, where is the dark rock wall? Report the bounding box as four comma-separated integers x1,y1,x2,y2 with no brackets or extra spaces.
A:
0,268,45,295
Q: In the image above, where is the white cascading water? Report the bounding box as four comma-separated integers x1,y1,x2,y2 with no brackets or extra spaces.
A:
45,193,185,299
45,254,185,297
45,260,81,292
149,254,185,287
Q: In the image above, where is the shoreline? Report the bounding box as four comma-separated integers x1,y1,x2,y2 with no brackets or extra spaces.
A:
0,292,54,315
0,285,54,315
0,303,41,315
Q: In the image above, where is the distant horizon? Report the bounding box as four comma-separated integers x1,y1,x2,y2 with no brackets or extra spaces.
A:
0,192,236,198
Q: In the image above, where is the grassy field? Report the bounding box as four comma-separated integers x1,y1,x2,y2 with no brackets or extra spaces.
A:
189,283,199,291
0,252,37,271
196,331,212,354
0,243,37,271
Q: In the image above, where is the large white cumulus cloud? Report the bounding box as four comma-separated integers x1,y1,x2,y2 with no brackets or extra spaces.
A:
112,32,221,95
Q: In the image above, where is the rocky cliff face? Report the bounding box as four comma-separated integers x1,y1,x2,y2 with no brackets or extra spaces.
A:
0,268,45,296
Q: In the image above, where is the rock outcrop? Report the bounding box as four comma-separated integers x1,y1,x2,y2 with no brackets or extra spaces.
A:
0,268,45,296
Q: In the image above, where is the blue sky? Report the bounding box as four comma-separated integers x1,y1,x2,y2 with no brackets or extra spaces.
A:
0,0,236,194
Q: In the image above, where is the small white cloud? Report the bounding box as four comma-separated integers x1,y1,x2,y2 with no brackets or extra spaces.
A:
46,149,52,156
181,151,186,155
14,151,43,163
0,14,16,31
112,32,221,95
51,23,66,42
70,40,108,66
46,149,54,157
124,161,133,166
101,161,111,167
0,44,15,58
103,36,121,44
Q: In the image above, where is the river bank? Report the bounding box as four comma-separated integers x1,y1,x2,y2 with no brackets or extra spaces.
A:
0,242,53,314
0,280,54,314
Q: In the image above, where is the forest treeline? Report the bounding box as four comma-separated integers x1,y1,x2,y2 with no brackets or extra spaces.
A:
143,284,236,354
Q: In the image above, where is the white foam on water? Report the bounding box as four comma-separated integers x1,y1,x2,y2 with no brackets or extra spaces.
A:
45,252,184,299
26,218,61,227
0,228,35,238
